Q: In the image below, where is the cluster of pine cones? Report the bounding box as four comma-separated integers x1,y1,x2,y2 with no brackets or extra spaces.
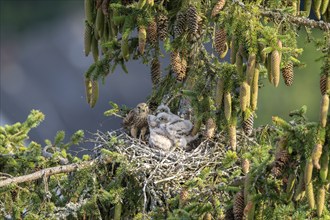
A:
300,0,330,21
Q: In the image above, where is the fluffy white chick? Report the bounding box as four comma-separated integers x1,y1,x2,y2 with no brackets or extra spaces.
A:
156,104,180,119
147,115,173,151
156,112,197,149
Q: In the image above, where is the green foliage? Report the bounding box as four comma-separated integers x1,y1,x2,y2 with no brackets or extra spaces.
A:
223,150,238,168
239,109,330,219
1,0,330,219
0,109,44,148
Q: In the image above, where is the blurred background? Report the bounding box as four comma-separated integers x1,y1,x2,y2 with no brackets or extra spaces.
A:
0,0,324,145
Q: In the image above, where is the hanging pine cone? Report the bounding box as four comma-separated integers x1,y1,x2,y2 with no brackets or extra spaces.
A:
239,81,250,112
85,79,99,108
151,58,161,86
85,0,94,25
320,74,327,95
305,159,313,185
205,118,216,139
242,113,254,136
306,182,315,209
91,36,99,62
242,159,250,174
214,29,227,56
174,11,186,37
320,74,329,95
320,94,329,128
271,50,281,87
317,186,325,217
224,207,235,220
186,5,198,35
229,124,236,151
277,40,283,60
224,92,232,121
147,19,158,46
246,53,256,85
282,62,294,86
230,35,238,64
138,26,147,54
215,78,224,108
251,64,260,111
157,13,168,41
211,0,226,17
233,190,245,220
189,15,203,42
171,51,182,75
84,21,92,56
312,143,323,169
177,57,187,81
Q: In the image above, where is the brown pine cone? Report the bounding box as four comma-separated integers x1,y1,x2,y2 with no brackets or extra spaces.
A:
157,13,168,41
151,58,161,86
214,28,227,56
233,190,245,220
186,5,198,35
282,62,294,86
147,19,158,46
211,0,226,17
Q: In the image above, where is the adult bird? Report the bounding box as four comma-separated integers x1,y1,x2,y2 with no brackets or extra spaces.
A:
123,103,149,140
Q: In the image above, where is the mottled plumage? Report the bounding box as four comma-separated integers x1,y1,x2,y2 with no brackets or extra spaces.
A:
123,103,149,140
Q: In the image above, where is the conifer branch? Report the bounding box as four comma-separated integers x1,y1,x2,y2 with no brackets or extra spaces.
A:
0,156,112,188
261,10,330,31
232,0,330,31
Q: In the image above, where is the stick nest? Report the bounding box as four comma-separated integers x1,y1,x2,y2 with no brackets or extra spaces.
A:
90,129,258,212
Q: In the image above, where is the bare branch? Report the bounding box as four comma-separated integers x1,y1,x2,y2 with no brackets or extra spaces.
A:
0,156,112,188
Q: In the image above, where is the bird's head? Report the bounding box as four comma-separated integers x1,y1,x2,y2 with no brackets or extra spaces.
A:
178,108,192,120
136,103,149,114
156,112,170,124
156,104,170,115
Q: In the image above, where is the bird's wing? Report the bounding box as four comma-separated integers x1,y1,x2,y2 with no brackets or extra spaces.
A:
168,113,181,121
149,127,173,150
123,110,135,127
166,119,193,136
